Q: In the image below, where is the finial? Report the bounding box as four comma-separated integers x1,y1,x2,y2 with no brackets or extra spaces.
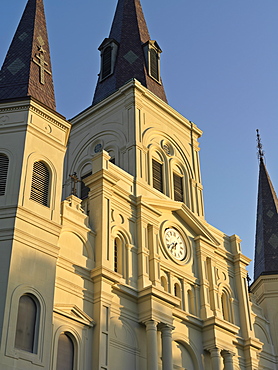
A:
69,172,81,196
256,129,264,161
246,273,251,292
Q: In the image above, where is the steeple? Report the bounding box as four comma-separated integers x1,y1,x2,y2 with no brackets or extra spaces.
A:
0,0,56,111
92,0,167,105
254,131,278,280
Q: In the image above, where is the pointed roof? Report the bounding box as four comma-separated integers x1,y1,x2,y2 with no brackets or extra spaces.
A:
0,0,56,110
254,157,278,280
92,0,167,105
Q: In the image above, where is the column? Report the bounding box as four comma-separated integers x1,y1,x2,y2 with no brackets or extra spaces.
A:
210,347,222,370
222,350,234,370
160,324,174,370
145,320,158,370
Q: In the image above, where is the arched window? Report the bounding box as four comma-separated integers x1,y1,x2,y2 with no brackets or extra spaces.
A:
102,46,112,79
30,161,50,206
187,289,195,315
161,276,168,292
15,295,38,353
221,290,232,322
114,237,126,278
0,153,9,196
174,283,181,299
56,333,74,370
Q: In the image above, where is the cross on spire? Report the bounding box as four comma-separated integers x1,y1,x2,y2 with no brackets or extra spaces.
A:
32,44,52,85
256,129,265,161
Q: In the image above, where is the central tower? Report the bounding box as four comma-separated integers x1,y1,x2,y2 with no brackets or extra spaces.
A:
92,0,167,105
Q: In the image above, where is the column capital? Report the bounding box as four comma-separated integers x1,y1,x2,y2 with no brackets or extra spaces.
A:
144,319,159,330
158,322,175,333
222,349,235,358
209,347,221,356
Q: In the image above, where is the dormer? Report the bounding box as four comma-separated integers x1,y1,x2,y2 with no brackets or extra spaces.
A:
143,40,162,83
98,38,119,81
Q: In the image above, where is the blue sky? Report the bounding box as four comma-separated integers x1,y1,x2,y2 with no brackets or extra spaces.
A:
1,0,278,277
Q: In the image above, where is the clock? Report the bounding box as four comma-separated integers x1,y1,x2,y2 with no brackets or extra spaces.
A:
164,228,186,261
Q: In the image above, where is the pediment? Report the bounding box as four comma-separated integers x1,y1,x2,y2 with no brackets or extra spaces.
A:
141,197,220,247
54,304,95,327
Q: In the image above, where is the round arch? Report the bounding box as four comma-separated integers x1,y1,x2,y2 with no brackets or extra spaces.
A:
52,325,82,370
172,332,203,370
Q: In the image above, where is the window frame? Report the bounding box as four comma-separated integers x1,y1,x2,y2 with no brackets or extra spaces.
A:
98,38,119,81
52,326,82,370
113,236,126,279
143,40,162,83
5,287,46,365
220,289,233,323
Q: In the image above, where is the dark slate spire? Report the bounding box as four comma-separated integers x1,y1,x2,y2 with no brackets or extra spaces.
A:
254,133,278,280
0,0,56,110
92,0,167,105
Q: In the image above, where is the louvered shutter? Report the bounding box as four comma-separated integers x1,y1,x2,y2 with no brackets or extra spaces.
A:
102,46,112,79
114,239,118,273
150,48,159,81
81,172,92,200
30,161,50,206
173,173,183,202
56,333,74,370
0,154,9,196
152,159,163,193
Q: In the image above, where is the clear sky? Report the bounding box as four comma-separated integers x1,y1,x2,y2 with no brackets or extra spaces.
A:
1,0,278,277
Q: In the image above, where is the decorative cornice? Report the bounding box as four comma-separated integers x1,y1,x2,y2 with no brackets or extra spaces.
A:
0,104,30,113
29,105,69,132
0,101,70,133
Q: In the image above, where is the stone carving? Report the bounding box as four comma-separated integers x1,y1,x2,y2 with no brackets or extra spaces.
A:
0,115,9,125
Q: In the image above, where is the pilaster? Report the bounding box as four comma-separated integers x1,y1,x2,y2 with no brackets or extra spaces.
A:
195,236,215,319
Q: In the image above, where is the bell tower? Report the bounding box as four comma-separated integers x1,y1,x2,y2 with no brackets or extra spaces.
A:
64,1,206,368
0,0,70,367
251,131,278,354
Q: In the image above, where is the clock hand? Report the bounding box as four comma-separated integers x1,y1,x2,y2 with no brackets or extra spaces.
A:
170,242,177,252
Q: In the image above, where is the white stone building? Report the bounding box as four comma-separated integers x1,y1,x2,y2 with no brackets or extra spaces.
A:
0,0,278,369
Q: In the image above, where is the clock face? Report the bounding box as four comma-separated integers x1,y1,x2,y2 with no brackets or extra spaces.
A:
164,228,186,261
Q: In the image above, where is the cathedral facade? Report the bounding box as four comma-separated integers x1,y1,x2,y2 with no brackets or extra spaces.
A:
0,0,278,369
